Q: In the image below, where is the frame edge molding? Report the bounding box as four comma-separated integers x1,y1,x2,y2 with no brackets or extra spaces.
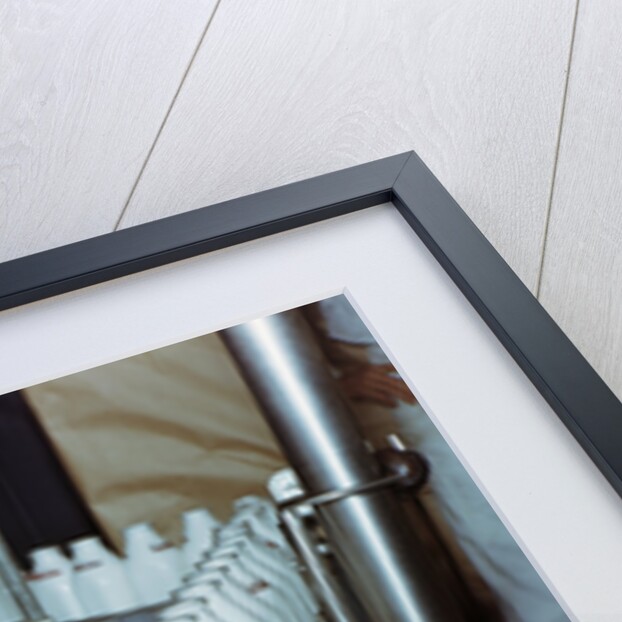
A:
0,152,411,311
1,151,621,501
393,152,622,498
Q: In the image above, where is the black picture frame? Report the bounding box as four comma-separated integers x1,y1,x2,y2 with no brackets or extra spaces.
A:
1,150,620,502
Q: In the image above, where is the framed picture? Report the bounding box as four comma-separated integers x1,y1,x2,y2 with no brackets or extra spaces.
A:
0,152,619,621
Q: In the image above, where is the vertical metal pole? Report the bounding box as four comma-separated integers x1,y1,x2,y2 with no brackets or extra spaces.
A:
279,508,367,622
0,536,46,621
221,310,467,622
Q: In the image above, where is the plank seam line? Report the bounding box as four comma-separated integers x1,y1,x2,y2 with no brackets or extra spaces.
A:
113,0,224,231
535,0,581,298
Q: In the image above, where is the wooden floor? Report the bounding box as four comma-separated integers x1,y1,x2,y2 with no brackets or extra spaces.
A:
1,1,619,399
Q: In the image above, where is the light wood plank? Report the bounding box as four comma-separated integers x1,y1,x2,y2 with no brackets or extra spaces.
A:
119,0,576,291
539,1,622,400
0,0,218,262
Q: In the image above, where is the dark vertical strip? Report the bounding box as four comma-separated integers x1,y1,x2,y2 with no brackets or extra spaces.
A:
0,392,99,566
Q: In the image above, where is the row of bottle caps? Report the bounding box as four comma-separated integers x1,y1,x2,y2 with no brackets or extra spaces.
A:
157,504,321,622
17,496,313,622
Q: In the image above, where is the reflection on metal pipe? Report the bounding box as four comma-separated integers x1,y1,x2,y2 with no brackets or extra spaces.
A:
0,535,47,622
268,467,369,622
281,508,364,622
221,310,467,622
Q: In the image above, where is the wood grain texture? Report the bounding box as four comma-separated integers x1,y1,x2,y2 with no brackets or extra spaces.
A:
539,0,622,400
0,0,218,262
119,0,576,291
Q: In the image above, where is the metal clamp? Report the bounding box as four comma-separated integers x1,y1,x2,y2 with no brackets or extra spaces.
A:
279,472,406,509
278,445,429,510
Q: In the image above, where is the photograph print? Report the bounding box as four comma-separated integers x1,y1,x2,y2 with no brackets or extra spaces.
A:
0,295,567,622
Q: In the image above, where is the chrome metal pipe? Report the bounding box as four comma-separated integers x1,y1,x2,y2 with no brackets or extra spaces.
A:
280,508,366,622
221,310,466,621
0,536,47,622
268,468,368,622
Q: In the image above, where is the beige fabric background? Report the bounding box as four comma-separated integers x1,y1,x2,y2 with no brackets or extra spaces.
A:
24,333,285,552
